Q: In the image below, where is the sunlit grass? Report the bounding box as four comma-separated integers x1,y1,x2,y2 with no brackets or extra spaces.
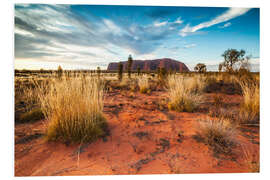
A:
138,75,150,93
167,75,204,112
238,78,260,124
35,75,107,143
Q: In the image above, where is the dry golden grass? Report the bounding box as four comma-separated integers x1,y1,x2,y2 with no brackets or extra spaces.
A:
196,117,237,155
35,75,107,143
118,77,131,89
238,79,260,124
167,75,204,112
138,75,150,93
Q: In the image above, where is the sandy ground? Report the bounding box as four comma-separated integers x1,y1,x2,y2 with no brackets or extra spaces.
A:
14,90,259,176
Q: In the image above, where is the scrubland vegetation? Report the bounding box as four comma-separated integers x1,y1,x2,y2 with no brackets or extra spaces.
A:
238,79,260,124
16,74,108,143
167,75,204,112
138,75,150,93
15,56,260,175
195,117,237,156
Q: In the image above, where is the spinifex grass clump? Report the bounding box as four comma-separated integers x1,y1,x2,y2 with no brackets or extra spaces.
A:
138,76,150,93
15,77,49,123
238,79,260,124
196,118,237,155
167,76,204,112
36,76,107,143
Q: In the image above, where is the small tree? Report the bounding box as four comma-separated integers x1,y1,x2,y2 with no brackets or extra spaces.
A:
194,63,207,73
137,67,141,76
57,65,63,78
118,62,123,81
127,55,133,78
158,67,167,80
97,67,101,78
220,49,246,72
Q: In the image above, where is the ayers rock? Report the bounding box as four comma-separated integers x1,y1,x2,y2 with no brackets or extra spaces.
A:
107,58,190,72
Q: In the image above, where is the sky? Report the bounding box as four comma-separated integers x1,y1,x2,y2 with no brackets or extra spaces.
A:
14,4,260,71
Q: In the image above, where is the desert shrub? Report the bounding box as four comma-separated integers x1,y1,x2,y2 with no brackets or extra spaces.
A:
208,94,224,117
129,80,138,92
195,118,237,155
237,79,260,124
17,108,44,123
220,49,246,72
204,74,241,94
108,77,131,90
20,80,41,111
15,78,50,123
57,65,63,78
118,63,123,81
137,67,141,76
138,76,150,94
97,67,101,78
194,63,207,73
167,76,203,112
36,76,107,143
204,76,222,93
208,106,239,126
186,75,206,94
157,67,168,88
118,77,130,89
127,55,133,79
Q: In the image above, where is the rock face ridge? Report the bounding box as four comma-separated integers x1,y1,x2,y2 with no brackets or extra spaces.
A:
107,58,190,72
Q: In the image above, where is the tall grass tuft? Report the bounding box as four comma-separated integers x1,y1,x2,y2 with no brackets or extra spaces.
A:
196,118,237,155
238,79,260,124
138,75,150,93
167,75,204,112
36,76,107,143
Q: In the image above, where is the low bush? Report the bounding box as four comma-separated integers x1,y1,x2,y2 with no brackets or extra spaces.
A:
17,108,44,123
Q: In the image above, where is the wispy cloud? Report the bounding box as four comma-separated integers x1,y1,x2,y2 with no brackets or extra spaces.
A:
183,43,196,49
15,4,176,68
219,22,232,28
14,5,258,70
154,20,168,27
174,17,183,24
180,8,250,36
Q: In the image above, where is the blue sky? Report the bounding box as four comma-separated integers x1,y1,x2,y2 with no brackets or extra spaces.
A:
14,4,260,71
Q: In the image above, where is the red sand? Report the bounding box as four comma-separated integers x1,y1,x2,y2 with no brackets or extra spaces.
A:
15,91,259,176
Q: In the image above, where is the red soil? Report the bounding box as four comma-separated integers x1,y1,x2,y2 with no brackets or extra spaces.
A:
14,91,259,176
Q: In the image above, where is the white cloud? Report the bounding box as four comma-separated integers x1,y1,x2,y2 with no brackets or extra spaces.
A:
103,19,123,34
14,28,35,37
174,17,183,24
183,43,196,49
219,22,232,28
180,8,251,36
154,20,168,27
